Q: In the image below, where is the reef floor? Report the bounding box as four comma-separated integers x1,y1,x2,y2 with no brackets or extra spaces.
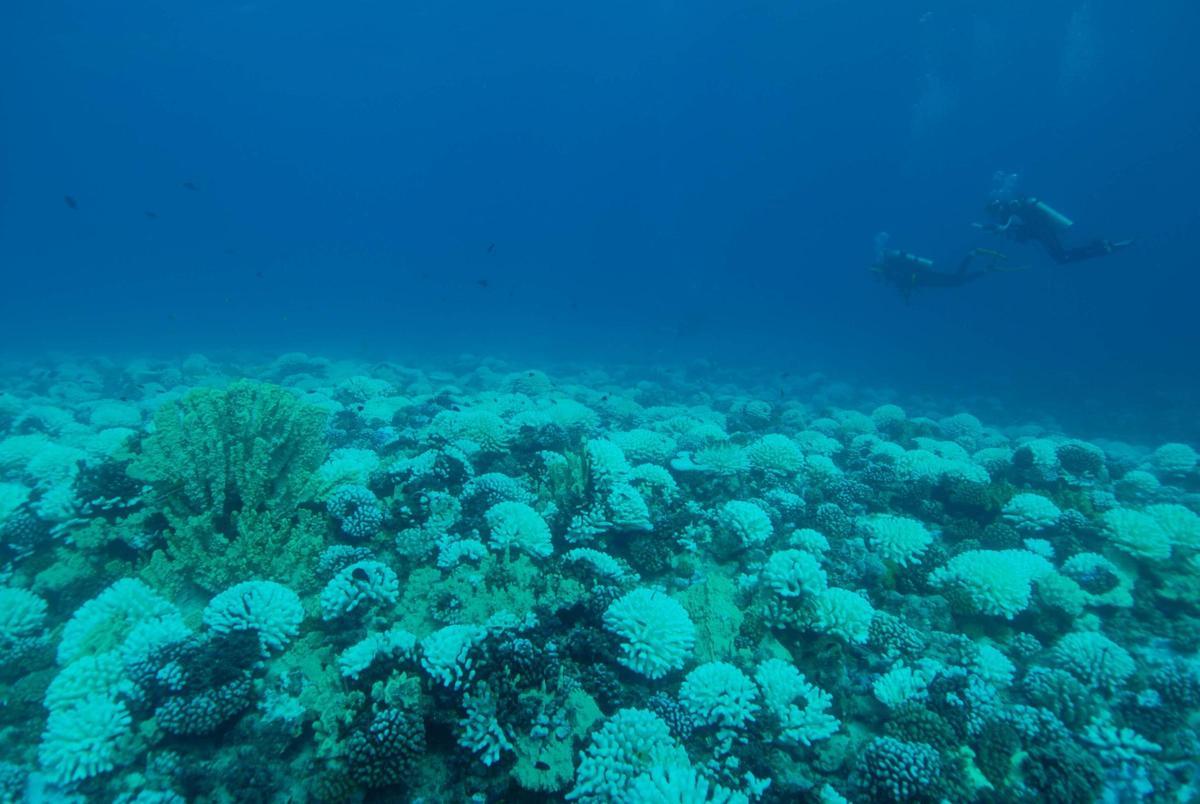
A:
0,351,1197,802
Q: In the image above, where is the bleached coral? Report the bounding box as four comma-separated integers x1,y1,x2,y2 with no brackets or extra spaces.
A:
1144,503,1200,550
420,624,486,689
428,408,511,453
1116,469,1162,503
605,483,654,531
692,443,749,475
0,586,47,644
44,652,131,713
586,438,632,485
1002,493,1062,533
896,448,988,487
972,644,1016,687
680,662,759,732
1061,552,1134,608
811,587,874,643
719,500,773,549
567,708,688,802
745,434,804,474
437,538,489,569
788,527,830,554
1103,507,1172,561
628,764,748,804
795,430,842,456
762,549,827,598
0,482,30,524
564,547,630,581
1150,442,1197,477
939,412,984,445
603,588,695,680
1053,631,1136,692
314,448,381,491
872,663,928,709
58,579,177,666
755,658,839,746
610,429,677,465
320,560,400,620
870,404,906,430
859,513,932,567
485,501,554,558
204,580,303,655
929,549,1054,619
338,627,417,679
1014,437,1062,482
39,693,132,785
459,690,514,766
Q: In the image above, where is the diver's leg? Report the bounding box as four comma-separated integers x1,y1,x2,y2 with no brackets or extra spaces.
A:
1043,236,1070,264
1057,239,1131,264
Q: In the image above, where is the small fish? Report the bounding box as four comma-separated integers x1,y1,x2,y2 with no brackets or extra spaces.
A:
476,278,489,288
144,211,159,219
255,270,264,279
487,242,495,255
64,195,78,210
182,181,200,191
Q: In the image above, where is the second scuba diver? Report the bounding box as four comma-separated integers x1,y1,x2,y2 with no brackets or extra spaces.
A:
977,196,1132,265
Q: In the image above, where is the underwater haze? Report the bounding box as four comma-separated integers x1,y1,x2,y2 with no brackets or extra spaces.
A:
1,0,1200,802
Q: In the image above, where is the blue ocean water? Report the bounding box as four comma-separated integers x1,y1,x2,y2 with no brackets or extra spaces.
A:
4,0,1198,439
1,1,1199,801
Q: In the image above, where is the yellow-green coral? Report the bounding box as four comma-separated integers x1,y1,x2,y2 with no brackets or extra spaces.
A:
131,381,329,592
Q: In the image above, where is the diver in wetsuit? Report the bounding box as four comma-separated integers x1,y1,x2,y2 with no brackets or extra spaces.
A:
978,197,1132,265
872,247,1008,303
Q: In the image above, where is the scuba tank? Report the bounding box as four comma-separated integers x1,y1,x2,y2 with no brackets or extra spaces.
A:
1026,198,1074,231
885,249,934,270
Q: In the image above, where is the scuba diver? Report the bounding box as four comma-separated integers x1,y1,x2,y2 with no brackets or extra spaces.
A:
871,247,1012,303
977,196,1132,265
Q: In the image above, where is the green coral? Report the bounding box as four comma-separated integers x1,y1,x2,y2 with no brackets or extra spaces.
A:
131,381,329,592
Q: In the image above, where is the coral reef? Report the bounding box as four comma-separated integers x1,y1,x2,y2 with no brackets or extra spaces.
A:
0,353,1197,801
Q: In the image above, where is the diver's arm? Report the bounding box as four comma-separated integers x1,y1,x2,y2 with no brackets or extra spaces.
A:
973,215,1017,235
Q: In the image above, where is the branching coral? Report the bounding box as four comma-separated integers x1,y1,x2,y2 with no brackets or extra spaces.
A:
131,381,329,592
